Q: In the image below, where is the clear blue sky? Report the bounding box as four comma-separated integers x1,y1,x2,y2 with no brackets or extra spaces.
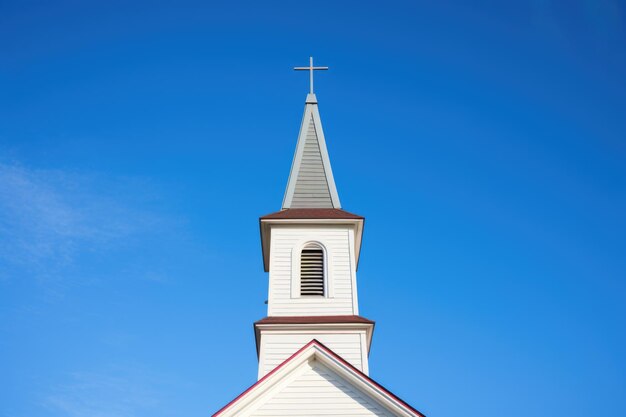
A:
1,1,625,416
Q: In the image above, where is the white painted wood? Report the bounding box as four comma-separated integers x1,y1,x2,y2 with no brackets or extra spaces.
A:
260,217,364,273
268,224,357,317
359,331,369,375
258,330,368,379
348,224,360,315
251,360,393,417
216,342,422,417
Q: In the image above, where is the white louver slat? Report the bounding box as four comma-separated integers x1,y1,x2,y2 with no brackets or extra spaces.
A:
300,244,325,296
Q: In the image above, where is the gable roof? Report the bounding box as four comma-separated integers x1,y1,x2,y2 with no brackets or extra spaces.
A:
282,93,341,209
213,340,425,417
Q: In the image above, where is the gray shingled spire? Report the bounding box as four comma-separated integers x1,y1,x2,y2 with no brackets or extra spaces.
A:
282,93,341,209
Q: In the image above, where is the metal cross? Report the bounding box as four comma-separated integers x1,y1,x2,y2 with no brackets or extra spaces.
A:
294,56,329,94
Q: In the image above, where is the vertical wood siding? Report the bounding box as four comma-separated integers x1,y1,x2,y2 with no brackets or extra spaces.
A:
251,360,393,416
268,225,356,317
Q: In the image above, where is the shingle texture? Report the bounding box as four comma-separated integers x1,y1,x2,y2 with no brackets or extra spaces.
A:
290,116,334,208
255,315,374,325
260,208,363,220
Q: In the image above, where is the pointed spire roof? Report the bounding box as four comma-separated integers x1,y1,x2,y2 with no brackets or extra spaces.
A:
282,93,341,209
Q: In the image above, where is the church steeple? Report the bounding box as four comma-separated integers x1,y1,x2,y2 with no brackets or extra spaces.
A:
282,93,341,209
214,59,425,417
256,59,372,380
283,59,341,209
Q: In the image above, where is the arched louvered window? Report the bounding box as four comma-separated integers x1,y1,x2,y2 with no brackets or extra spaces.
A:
300,243,325,296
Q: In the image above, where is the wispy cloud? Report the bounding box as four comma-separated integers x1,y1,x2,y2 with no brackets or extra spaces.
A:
0,162,169,281
43,368,169,417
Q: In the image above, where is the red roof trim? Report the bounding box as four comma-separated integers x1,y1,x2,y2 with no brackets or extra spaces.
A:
212,340,318,417
313,339,427,417
260,208,364,220
212,339,426,417
254,315,375,325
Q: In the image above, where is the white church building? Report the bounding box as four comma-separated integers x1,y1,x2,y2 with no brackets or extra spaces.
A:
213,59,425,417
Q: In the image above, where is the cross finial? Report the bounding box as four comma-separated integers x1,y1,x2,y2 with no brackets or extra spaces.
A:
294,56,329,94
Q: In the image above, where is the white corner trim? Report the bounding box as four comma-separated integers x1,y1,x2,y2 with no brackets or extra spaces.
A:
257,334,267,380
360,331,370,375
348,226,359,315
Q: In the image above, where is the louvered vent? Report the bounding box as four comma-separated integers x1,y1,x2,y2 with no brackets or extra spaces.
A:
300,244,325,296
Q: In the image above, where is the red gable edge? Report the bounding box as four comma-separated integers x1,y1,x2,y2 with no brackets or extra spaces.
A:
314,339,427,417
212,339,426,417
260,208,364,220
255,315,375,325
212,340,317,417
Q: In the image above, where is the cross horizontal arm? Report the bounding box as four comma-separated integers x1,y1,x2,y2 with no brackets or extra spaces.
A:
294,57,329,94
293,66,329,70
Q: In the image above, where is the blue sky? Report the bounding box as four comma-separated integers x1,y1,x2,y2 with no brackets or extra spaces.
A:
1,1,625,416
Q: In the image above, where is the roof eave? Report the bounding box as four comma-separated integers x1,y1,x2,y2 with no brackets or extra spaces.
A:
253,318,375,358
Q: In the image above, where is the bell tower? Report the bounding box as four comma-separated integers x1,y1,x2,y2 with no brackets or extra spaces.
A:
256,58,374,380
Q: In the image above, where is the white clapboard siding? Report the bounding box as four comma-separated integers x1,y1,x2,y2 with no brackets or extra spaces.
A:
259,332,365,377
291,116,334,208
251,360,393,417
268,225,357,316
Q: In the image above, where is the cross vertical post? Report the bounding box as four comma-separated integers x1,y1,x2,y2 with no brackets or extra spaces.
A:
294,56,329,94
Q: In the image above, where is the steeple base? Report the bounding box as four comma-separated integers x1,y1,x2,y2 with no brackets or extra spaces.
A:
254,316,374,379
